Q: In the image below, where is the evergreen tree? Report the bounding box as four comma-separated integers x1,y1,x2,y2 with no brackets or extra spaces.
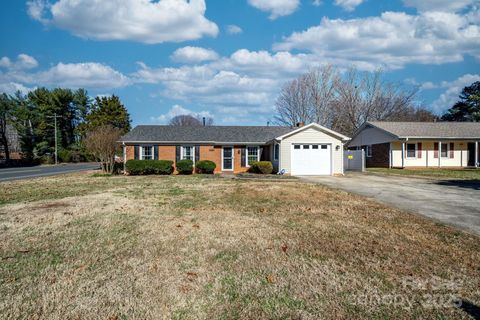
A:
441,81,480,121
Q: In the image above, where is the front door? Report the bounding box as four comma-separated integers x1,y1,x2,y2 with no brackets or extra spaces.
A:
223,147,233,171
467,142,476,167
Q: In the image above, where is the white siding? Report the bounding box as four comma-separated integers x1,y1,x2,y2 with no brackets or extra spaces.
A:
349,126,395,147
391,140,469,167
279,127,344,175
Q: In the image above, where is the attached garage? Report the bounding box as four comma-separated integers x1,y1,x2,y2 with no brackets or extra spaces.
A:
291,144,332,175
276,123,350,176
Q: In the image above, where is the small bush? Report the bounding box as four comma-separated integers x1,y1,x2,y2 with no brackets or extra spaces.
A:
126,160,174,175
195,160,216,174
39,154,55,164
249,161,273,174
58,149,72,163
176,159,193,175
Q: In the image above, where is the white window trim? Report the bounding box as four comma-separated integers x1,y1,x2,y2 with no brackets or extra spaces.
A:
222,146,234,171
140,145,153,160
440,143,449,159
406,143,417,159
246,146,260,167
181,146,195,163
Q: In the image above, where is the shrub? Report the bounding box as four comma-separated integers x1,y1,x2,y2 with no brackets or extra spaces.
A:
176,159,193,175
58,149,72,163
195,160,216,174
249,161,273,174
39,154,55,164
125,160,174,175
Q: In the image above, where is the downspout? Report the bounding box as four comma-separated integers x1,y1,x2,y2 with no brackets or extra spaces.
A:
476,141,478,168
123,142,126,175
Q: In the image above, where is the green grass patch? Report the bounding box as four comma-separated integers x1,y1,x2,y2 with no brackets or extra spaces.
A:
368,167,480,180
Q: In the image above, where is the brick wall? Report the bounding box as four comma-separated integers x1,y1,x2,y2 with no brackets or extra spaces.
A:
366,142,390,168
124,144,251,173
199,145,222,173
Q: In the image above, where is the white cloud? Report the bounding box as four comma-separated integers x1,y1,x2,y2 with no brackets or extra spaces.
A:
431,74,480,114
27,0,219,44
1,58,129,89
403,0,476,13
33,62,130,88
222,49,312,76
150,104,213,124
334,0,364,12
226,24,243,35
0,54,38,70
274,10,480,71
248,0,300,19
133,47,317,110
312,0,322,7
0,82,34,95
171,46,219,63
131,47,319,123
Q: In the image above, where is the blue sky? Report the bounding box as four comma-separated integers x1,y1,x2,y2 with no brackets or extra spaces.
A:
0,0,479,126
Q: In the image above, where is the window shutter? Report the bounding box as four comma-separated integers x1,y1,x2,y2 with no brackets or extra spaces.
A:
195,145,200,163
450,143,454,158
417,143,422,159
259,147,264,161
241,147,246,167
154,145,159,160
175,146,181,162
134,145,139,160
433,143,438,158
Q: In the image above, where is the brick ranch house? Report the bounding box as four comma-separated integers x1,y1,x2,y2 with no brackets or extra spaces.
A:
120,123,350,176
348,121,480,168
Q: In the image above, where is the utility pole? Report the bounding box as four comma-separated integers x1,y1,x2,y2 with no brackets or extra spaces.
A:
47,113,62,165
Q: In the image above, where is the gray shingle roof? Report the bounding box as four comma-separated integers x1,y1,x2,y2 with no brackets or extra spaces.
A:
368,121,480,139
121,125,296,143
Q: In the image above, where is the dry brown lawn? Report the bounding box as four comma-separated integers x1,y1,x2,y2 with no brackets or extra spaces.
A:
0,172,479,319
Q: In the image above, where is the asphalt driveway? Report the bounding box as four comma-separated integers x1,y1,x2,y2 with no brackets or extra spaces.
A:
301,173,480,235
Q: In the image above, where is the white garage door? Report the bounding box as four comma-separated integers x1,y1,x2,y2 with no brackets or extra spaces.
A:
291,144,331,176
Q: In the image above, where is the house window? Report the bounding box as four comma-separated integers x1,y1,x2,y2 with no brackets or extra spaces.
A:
406,143,416,158
312,145,319,149
366,145,372,157
141,146,153,160
440,143,448,158
273,144,279,161
321,145,328,150
294,145,300,149
303,145,310,149
182,146,194,161
247,146,259,166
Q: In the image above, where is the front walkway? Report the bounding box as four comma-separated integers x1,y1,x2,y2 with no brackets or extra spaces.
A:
300,173,480,235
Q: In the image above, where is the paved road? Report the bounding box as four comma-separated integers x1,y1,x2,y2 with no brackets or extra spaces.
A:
301,173,480,235
0,163,99,182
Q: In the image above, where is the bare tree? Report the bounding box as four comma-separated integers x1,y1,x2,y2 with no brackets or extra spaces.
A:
169,114,214,126
274,65,424,135
307,65,340,127
274,75,311,126
332,68,419,135
84,125,121,174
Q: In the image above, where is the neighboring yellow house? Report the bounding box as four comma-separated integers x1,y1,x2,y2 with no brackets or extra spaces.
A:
348,122,480,168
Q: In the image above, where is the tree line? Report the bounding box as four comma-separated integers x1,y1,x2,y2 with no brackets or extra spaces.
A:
274,66,437,136
0,88,130,165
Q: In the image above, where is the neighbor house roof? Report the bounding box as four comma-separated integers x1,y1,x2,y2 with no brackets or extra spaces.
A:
120,125,296,144
366,121,480,139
